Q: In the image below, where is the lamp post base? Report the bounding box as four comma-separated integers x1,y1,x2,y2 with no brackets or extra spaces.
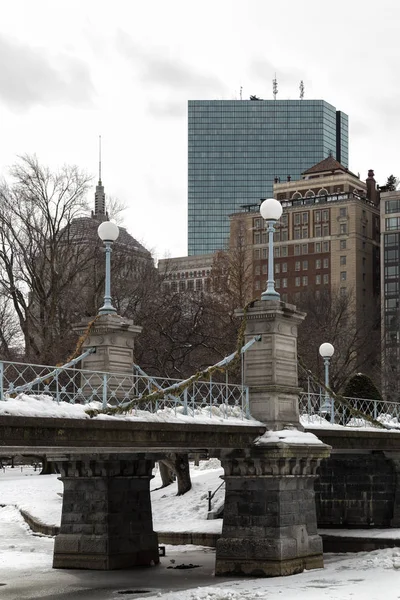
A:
98,305,117,315
261,289,280,301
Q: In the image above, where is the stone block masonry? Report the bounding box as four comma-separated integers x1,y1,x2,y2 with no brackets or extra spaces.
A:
53,454,159,570
236,300,306,429
215,443,330,577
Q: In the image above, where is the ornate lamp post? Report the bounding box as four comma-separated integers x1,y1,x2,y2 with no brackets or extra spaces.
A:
319,342,335,421
97,221,119,315
260,198,283,301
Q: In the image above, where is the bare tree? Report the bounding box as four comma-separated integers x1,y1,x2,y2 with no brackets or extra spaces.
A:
0,154,93,363
0,292,23,359
212,216,254,312
297,287,381,393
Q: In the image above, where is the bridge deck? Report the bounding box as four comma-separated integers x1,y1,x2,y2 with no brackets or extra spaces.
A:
0,415,266,455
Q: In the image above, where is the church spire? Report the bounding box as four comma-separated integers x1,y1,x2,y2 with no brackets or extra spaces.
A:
93,135,107,220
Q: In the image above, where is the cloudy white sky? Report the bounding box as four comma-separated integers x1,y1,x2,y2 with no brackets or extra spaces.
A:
0,0,398,260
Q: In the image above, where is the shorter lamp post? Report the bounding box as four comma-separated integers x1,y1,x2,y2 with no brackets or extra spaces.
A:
97,221,119,315
319,342,334,422
260,198,283,301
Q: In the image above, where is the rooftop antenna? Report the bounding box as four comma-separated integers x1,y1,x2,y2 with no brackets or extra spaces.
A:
98,135,102,184
300,80,304,100
240,85,243,100
273,73,278,100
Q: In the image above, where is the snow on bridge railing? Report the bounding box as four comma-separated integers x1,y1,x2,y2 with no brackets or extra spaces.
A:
0,357,249,420
299,391,400,428
0,336,263,420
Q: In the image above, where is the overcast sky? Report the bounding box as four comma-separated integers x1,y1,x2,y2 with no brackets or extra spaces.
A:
0,0,398,260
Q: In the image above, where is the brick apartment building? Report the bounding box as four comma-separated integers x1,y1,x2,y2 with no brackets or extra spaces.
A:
230,156,381,327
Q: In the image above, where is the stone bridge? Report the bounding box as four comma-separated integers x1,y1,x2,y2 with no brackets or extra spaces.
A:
1,300,399,579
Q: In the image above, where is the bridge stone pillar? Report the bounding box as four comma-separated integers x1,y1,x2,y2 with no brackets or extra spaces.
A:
217,299,331,576
73,313,142,373
236,300,306,430
52,454,159,570
384,452,400,527
73,314,142,403
215,443,330,577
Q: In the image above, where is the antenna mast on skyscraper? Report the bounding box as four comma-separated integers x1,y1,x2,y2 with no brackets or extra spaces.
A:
300,80,304,100
273,74,278,100
99,135,102,183
240,86,243,100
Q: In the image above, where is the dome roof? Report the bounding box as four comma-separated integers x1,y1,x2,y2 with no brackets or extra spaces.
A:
62,216,151,258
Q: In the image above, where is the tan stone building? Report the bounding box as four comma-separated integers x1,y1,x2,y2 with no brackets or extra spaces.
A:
158,254,214,293
230,156,381,326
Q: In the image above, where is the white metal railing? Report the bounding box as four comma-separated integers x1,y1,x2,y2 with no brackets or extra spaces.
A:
2,354,399,427
299,391,400,428
0,358,249,419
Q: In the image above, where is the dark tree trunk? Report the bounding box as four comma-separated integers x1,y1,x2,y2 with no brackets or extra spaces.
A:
40,456,58,475
159,460,175,487
161,453,192,496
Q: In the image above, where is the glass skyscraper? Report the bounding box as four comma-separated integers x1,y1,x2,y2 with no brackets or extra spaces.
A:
188,99,349,255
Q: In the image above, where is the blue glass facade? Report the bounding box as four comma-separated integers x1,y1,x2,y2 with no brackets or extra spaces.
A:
188,99,349,255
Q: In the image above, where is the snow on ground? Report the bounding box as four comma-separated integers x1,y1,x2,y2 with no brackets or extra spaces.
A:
1,463,400,599
152,460,224,534
0,461,225,533
0,505,54,571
